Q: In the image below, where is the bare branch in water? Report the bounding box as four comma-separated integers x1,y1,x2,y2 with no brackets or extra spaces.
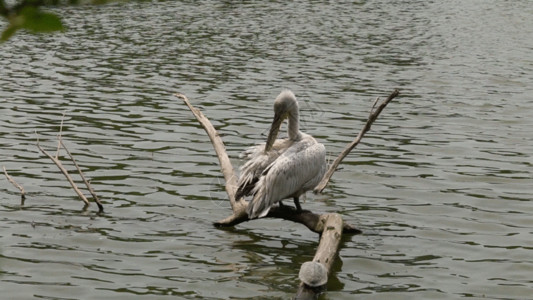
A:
3,166,26,201
60,140,103,213
313,89,400,194
36,114,102,211
37,142,90,206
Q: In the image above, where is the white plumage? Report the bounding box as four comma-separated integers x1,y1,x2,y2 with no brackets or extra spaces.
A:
235,90,326,219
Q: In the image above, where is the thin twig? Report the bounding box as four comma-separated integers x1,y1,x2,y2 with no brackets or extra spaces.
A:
56,111,66,159
3,166,26,200
37,142,90,206
60,140,103,212
370,96,380,113
313,89,400,194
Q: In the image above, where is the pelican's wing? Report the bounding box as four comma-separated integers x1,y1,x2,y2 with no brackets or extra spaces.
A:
235,138,291,200
247,141,326,218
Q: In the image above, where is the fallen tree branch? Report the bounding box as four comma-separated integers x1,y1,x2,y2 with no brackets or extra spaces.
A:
55,111,66,158
296,213,343,299
314,89,400,194
60,140,103,213
174,93,245,213
35,116,102,211
3,166,26,201
37,142,90,207
215,204,361,234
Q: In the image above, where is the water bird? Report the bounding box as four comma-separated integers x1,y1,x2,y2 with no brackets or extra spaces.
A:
235,90,326,219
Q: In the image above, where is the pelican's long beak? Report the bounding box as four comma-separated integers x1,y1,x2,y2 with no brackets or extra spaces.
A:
264,112,284,152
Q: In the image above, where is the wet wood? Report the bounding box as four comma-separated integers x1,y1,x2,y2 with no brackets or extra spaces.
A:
314,89,400,193
295,213,343,299
37,142,90,206
214,204,360,234
174,93,245,213
3,166,26,200
60,140,103,212
36,115,103,211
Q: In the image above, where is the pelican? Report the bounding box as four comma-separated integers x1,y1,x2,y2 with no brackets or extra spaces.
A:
235,90,326,219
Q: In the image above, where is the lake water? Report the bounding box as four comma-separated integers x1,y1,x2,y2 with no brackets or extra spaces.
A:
1,1,532,299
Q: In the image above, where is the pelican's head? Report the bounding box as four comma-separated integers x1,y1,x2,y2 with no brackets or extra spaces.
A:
265,90,298,152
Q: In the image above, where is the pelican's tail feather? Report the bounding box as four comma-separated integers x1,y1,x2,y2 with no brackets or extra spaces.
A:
235,172,257,201
247,179,272,219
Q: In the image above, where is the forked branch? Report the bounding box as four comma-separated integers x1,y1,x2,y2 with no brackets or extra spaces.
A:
176,90,399,223
177,89,398,299
60,140,103,212
174,92,360,233
36,115,103,212
37,142,90,207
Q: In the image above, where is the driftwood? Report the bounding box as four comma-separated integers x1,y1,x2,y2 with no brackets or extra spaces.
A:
60,140,103,212
3,166,26,201
296,213,343,299
36,115,103,212
215,203,360,234
175,90,399,299
37,142,91,207
177,93,243,213
314,89,400,193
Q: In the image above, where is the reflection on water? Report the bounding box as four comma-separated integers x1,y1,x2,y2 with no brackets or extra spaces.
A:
1,1,533,299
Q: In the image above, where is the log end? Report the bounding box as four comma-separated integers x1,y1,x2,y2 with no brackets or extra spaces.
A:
298,261,328,287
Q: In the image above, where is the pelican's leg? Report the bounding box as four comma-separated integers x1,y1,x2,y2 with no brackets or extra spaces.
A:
293,197,302,211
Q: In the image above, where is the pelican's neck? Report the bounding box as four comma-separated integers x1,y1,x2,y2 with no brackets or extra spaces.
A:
288,107,302,141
